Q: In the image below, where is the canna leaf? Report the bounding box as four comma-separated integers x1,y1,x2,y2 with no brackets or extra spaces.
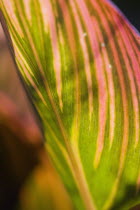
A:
0,0,140,209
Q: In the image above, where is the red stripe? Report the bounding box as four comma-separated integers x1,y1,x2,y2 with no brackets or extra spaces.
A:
75,0,107,167
93,16,115,149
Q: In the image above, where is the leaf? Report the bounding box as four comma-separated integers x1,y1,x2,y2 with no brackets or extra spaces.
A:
0,0,140,209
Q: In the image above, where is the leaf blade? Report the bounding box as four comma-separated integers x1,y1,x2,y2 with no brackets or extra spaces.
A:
0,0,140,209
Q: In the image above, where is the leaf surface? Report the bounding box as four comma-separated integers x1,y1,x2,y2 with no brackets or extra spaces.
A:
0,0,140,209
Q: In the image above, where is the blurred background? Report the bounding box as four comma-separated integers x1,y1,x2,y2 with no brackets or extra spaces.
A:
0,22,43,210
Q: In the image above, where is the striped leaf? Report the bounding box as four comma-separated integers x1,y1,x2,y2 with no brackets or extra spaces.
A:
0,0,140,209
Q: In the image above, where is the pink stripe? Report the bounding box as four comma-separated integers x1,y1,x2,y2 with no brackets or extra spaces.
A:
92,0,129,206
24,0,31,20
1,0,23,36
70,0,93,118
126,33,140,66
109,8,140,93
107,9,140,147
104,0,140,38
122,25,140,73
116,10,140,44
57,0,80,117
91,0,128,155
112,14,140,92
57,0,76,61
45,0,62,108
76,0,107,167
92,17,115,149
122,19,140,68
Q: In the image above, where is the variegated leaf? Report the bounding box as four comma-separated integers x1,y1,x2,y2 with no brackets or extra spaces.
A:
0,0,140,209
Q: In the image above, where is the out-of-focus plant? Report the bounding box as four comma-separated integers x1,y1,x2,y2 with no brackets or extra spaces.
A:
0,0,140,209
0,92,72,210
